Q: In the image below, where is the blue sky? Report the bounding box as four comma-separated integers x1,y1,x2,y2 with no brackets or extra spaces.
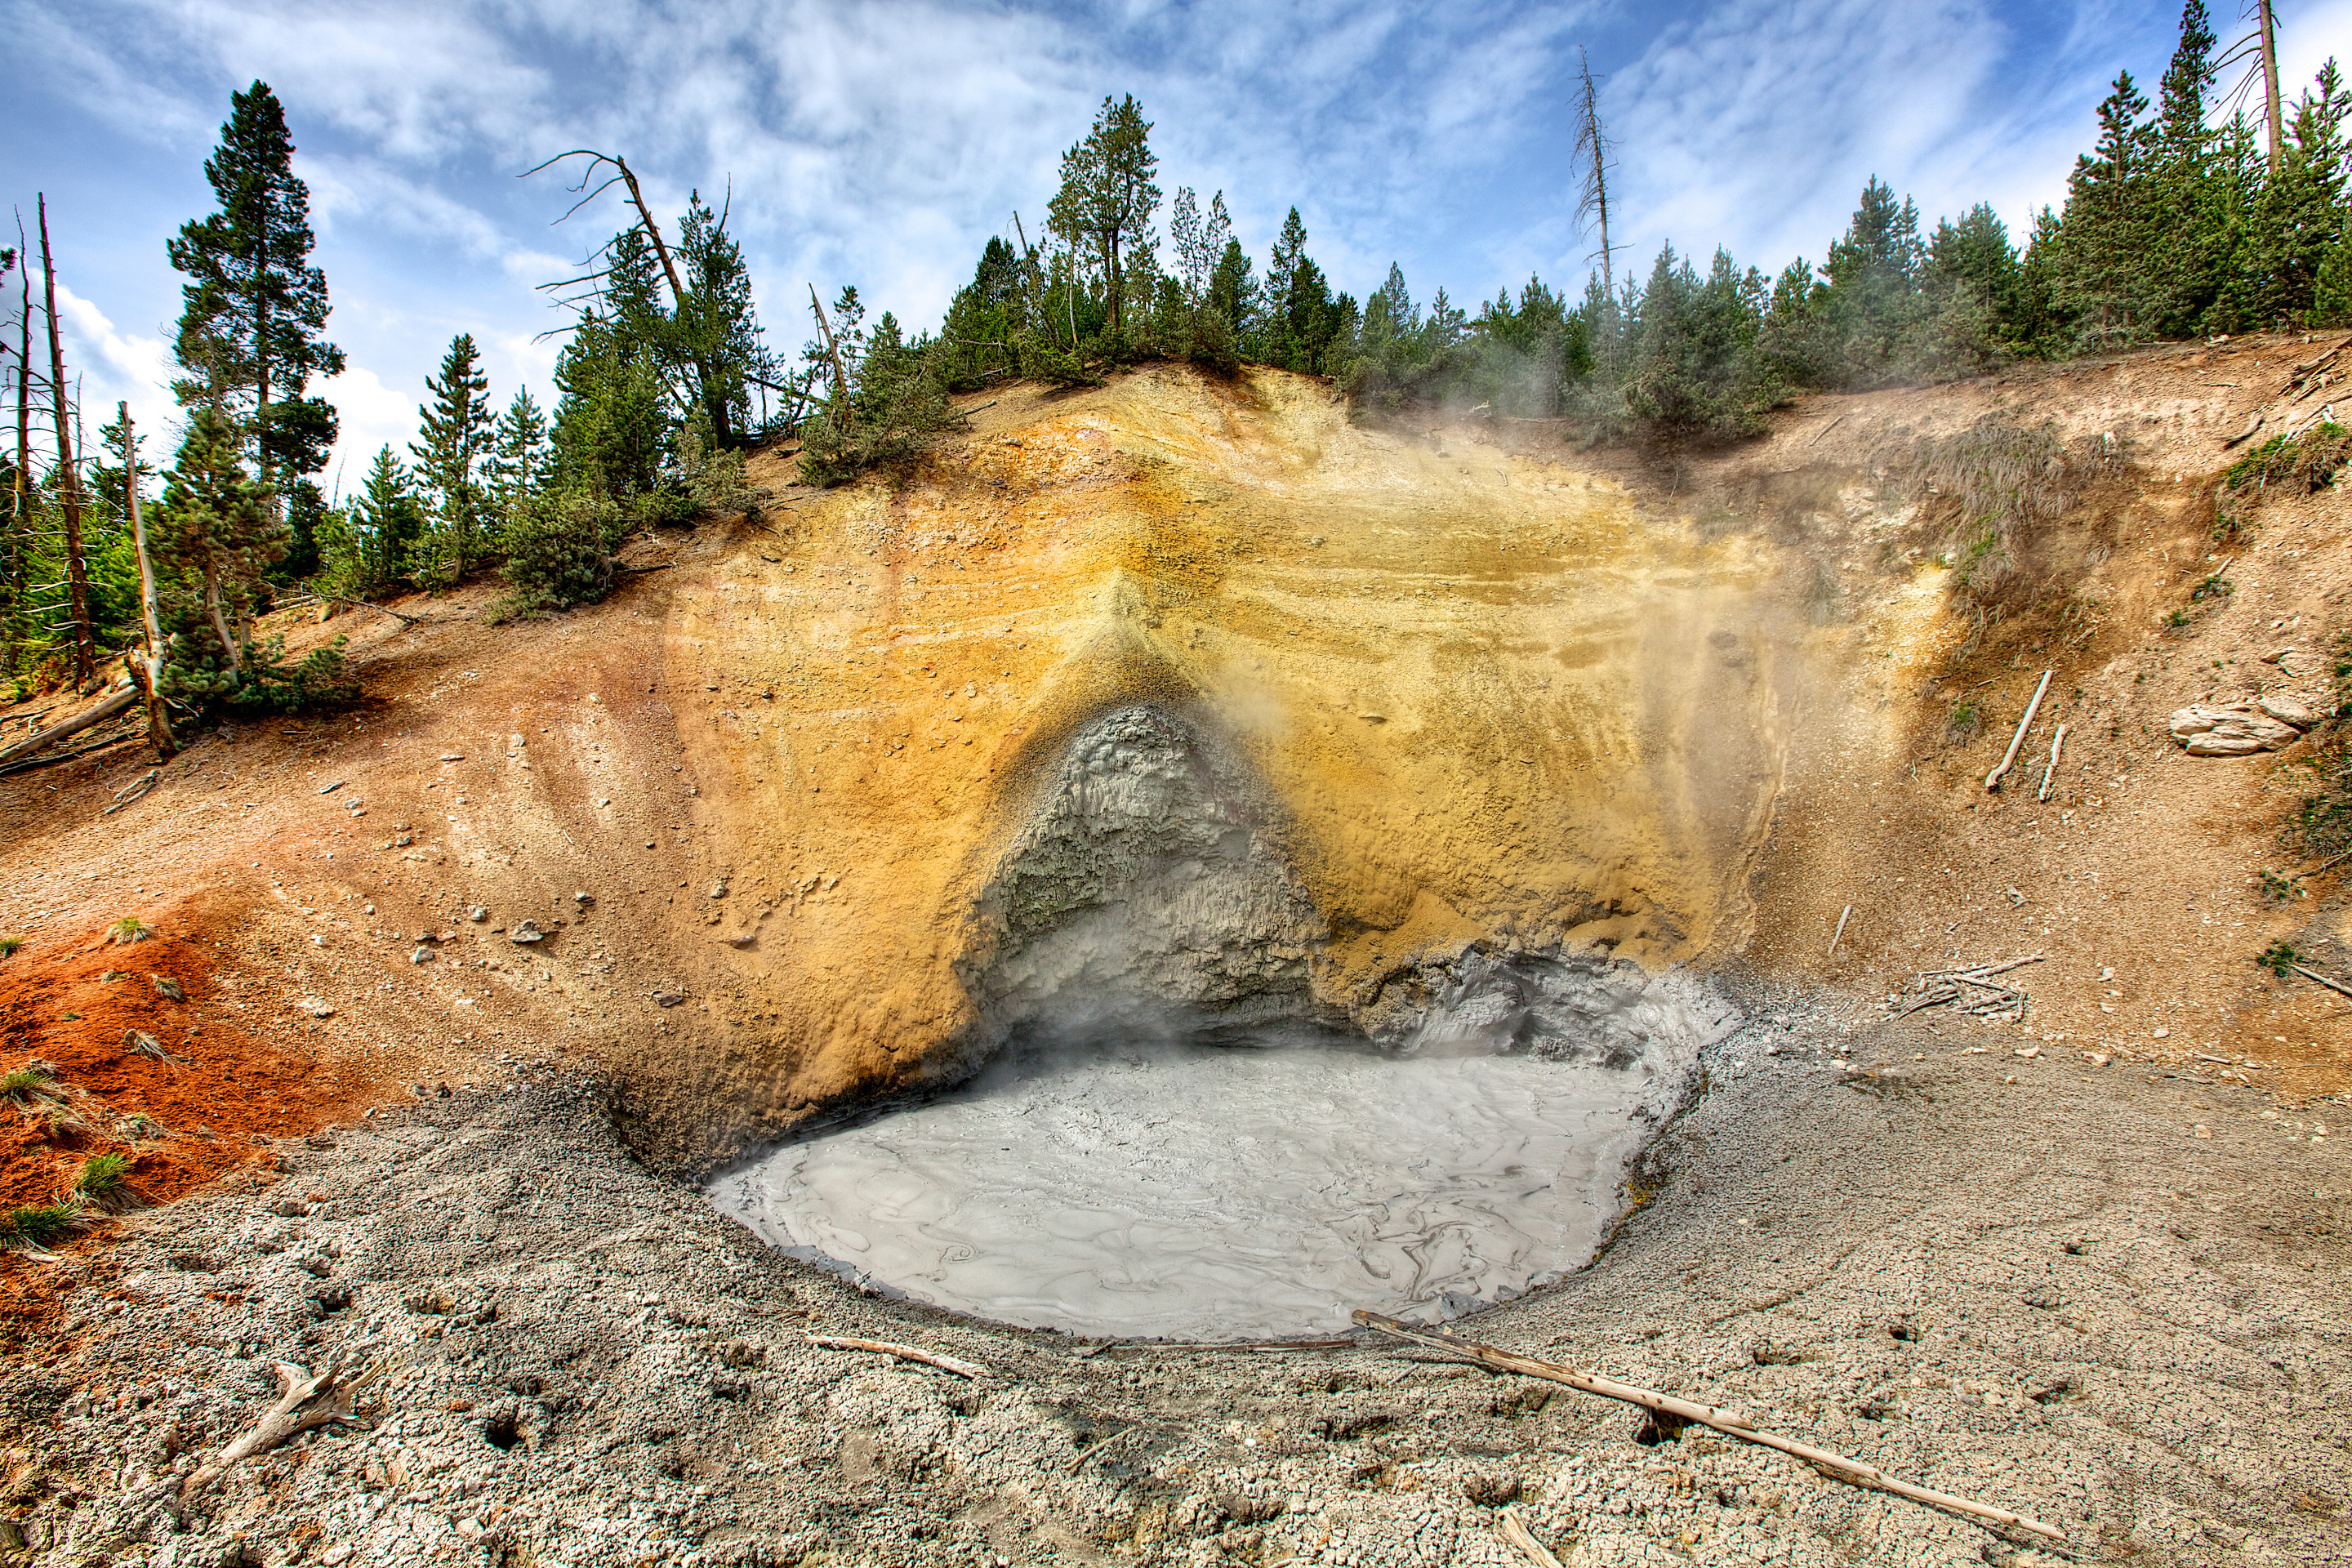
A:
7,0,2347,487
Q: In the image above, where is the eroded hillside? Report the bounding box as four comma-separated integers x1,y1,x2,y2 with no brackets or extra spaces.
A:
0,341,2345,1196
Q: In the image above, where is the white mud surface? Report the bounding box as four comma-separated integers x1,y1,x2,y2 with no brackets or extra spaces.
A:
709,1036,1696,1340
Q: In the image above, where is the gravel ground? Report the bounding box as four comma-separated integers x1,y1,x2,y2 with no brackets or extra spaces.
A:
3,991,2346,1568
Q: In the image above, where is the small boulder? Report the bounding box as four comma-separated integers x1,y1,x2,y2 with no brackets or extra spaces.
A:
2169,703,2301,755
651,988,686,1008
510,921,545,945
468,906,489,923
2256,693,2322,728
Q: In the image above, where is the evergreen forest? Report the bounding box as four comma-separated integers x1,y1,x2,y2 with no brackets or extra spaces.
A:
1,2,2345,722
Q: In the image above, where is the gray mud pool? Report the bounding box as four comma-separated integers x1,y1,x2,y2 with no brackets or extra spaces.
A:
707,1024,1704,1340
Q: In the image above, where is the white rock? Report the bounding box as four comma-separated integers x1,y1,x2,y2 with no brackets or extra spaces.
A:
2169,703,2300,755
2256,693,2321,728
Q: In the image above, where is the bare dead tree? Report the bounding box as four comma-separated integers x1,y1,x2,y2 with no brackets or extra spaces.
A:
808,284,850,410
2258,0,2282,172
523,149,740,445
5,222,29,679
114,403,174,758
1573,47,1618,297
37,196,93,687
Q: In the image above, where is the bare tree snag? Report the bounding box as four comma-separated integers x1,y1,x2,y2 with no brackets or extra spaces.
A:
37,195,93,687
1573,48,1616,297
808,285,850,409
8,225,30,678
115,404,175,759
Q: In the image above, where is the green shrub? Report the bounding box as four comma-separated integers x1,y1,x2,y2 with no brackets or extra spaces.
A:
0,936,20,958
2258,940,2302,977
495,488,623,618
110,917,149,945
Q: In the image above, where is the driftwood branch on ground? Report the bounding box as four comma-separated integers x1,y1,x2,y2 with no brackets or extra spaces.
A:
1985,670,2052,791
804,1333,985,1379
1827,904,1853,957
2291,964,2352,1002
0,687,136,768
2037,723,2067,804
1498,1507,1565,1568
191,1359,385,1486
1352,1312,2065,1545
100,768,158,816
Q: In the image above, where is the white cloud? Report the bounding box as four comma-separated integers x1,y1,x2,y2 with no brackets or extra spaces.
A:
49,281,176,462
9,0,2332,482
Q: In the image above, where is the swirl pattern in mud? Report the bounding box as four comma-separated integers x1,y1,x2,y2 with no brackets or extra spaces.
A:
707,1036,1695,1340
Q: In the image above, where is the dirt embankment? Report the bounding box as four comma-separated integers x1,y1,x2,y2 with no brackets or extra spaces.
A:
0,338,2345,1292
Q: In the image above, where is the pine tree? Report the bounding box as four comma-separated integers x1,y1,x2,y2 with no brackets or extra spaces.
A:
318,446,422,600
675,192,777,443
409,332,493,586
166,82,345,488
1045,95,1161,341
486,389,551,515
156,403,283,688
2146,2,2233,335
2055,73,2155,345
2238,60,2351,324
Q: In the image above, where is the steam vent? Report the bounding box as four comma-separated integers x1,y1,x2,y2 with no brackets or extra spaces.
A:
662,369,1789,1147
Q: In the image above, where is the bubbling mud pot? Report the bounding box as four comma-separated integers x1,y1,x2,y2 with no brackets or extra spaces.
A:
708,966,1732,1341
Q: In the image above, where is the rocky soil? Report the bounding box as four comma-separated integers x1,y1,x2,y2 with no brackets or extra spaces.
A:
1,996,2345,1567
2,337,2350,1565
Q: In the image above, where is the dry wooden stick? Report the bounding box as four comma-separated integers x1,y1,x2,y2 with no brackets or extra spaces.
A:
2290,964,2352,1002
192,1357,385,1486
1985,670,2053,791
1498,1507,1564,1568
1352,1312,2064,1545
1828,905,1853,957
2036,723,2067,804
101,768,159,816
1921,955,2042,984
804,1333,985,1379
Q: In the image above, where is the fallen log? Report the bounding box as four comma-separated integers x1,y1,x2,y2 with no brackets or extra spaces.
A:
0,686,136,768
804,1333,985,1379
1985,670,2052,791
1352,1312,2065,1545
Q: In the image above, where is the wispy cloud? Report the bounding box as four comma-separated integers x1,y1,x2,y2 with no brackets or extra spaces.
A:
6,0,2324,478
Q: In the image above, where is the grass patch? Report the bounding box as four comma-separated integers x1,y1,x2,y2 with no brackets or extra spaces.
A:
110,917,150,945
0,1064,58,1107
2225,421,2348,496
0,935,20,958
73,1153,133,1210
3,1203,81,1250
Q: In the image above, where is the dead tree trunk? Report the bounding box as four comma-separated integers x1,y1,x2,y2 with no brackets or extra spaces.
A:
808,284,851,411
1574,48,1616,298
37,196,94,687
116,403,174,759
2259,0,2283,174
7,232,30,679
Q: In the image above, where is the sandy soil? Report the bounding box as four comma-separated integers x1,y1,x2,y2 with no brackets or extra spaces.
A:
0,337,2346,1563
0,1000,2341,1566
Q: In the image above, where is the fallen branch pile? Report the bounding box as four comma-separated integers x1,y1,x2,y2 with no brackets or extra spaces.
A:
1900,954,2042,1022
1352,1312,2065,1545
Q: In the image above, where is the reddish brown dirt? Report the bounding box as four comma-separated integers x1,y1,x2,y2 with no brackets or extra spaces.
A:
0,889,377,1340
